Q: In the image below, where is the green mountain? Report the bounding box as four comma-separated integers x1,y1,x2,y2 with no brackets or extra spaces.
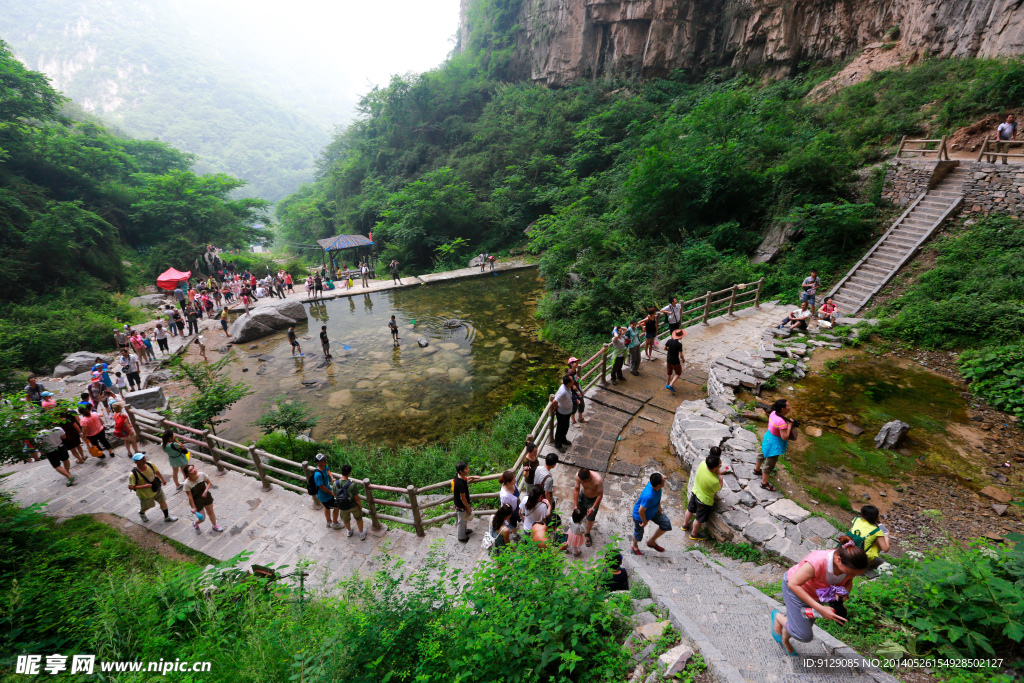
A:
0,0,336,201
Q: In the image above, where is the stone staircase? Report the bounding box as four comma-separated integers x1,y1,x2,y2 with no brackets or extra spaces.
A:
622,546,897,683
829,166,966,316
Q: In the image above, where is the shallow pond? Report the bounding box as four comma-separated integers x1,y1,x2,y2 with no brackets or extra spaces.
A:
216,269,565,447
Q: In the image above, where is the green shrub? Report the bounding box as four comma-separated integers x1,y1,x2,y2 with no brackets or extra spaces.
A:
959,344,1024,418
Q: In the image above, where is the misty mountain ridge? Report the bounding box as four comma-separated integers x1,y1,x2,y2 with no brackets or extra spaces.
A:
1,0,351,201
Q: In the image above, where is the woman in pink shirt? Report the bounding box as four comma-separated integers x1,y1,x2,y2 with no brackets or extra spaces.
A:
772,540,868,655
129,333,148,364
756,399,794,492
79,405,116,458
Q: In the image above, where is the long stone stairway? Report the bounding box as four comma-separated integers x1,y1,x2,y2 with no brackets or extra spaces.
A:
829,166,966,315
623,547,896,683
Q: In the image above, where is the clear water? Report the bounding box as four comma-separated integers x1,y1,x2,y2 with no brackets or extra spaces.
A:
216,269,564,447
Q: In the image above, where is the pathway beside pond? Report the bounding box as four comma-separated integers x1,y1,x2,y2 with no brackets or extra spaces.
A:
1,298,891,683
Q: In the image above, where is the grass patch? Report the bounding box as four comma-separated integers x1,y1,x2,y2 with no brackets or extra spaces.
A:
713,541,766,564
794,431,917,478
804,485,852,510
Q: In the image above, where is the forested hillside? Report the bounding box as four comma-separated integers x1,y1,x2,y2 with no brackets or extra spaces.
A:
277,11,1024,349
0,0,332,201
0,40,267,379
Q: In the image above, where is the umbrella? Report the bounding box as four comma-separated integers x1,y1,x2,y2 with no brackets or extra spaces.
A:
156,267,192,291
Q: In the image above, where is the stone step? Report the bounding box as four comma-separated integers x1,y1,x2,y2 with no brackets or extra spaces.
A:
873,246,910,260
881,235,918,249
901,216,937,227
843,281,877,296
909,207,946,220
855,263,890,277
866,253,900,267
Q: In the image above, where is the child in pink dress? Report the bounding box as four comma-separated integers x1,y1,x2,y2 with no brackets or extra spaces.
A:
566,508,588,556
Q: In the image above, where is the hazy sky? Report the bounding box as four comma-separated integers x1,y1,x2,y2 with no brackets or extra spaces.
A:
180,0,463,116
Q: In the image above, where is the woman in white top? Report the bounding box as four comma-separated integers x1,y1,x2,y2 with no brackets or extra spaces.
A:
183,463,223,533
521,485,549,531
498,470,521,529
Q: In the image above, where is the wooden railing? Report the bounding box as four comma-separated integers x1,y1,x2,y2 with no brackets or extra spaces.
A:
976,136,1024,163
896,136,950,160
124,278,763,537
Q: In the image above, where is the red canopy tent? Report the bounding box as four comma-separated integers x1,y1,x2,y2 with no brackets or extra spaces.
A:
156,267,192,291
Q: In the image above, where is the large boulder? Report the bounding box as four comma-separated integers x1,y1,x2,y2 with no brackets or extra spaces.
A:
229,299,308,343
130,293,171,309
874,420,911,450
54,351,114,378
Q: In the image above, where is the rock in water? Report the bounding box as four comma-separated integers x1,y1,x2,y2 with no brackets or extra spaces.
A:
229,299,309,343
874,420,910,449
443,319,463,329
129,293,170,309
417,338,430,347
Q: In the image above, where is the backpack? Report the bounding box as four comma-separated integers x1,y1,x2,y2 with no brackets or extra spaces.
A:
845,518,880,551
306,471,320,496
335,479,353,509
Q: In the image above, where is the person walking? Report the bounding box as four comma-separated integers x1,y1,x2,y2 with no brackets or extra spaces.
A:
389,259,402,284
61,410,86,464
772,541,868,656
183,463,222,533
609,326,627,385
119,348,142,391
551,376,574,450
573,467,603,547
287,325,304,357
683,447,723,540
111,404,139,456
161,429,191,490
335,465,366,540
320,325,332,359
997,113,1017,164
565,509,588,556
165,307,179,337
388,315,400,346
801,269,821,317
140,331,157,362
186,306,200,336
194,336,209,362
479,254,486,273
284,271,294,293
627,320,643,376
79,405,116,458
360,262,370,288
305,276,314,299
664,328,686,393
631,472,671,555
129,453,178,524
453,461,480,542
643,307,659,361
660,297,682,332
218,308,231,338
757,399,795,492
154,324,169,354
37,425,75,486
129,331,148,365
171,308,185,336
313,453,341,529
174,284,187,311
566,358,586,425
314,274,323,298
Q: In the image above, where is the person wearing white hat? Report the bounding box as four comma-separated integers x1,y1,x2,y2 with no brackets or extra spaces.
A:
128,452,178,524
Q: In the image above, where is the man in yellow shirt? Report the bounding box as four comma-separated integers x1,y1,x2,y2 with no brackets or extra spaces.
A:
684,447,724,541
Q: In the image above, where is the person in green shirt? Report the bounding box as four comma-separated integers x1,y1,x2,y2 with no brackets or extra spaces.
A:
684,447,724,541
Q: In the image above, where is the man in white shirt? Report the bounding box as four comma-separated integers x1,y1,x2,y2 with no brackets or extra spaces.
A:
119,348,142,391
38,426,75,486
997,114,1017,164
550,376,575,450
779,301,812,331
660,297,683,332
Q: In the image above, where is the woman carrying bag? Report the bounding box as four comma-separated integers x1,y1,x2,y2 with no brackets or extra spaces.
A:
161,429,191,491
183,463,223,533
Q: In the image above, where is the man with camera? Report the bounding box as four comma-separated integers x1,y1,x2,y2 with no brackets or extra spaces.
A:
128,452,178,524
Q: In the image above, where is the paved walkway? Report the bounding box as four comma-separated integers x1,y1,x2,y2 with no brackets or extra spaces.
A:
1,298,890,681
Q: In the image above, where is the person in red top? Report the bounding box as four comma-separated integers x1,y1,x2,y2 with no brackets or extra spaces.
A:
111,404,139,455
771,540,868,656
79,405,116,458
284,272,294,293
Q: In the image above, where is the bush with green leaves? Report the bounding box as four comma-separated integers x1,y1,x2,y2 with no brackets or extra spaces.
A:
959,345,1024,419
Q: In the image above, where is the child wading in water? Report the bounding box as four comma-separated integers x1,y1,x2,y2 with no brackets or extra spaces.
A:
288,325,304,357
388,315,399,346
320,325,332,359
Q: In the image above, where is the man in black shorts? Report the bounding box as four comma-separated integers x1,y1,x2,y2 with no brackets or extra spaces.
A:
288,325,305,357
37,426,75,486
684,447,724,541
388,315,399,346
574,468,604,547
320,325,331,359
664,328,686,393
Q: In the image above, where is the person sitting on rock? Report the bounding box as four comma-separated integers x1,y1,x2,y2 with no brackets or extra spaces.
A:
683,446,724,541
778,301,811,331
818,297,838,326
847,505,889,569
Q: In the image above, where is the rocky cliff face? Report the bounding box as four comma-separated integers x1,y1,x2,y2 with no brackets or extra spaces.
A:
466,0,1024,86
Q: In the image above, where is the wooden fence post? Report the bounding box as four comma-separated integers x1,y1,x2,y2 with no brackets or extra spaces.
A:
547,400,555,445
600,344,608,384
203,429,224,473
408,484,425,537
701,291,712,324
363,478,382,531
249,445,271,491
727,285,738,315
754,278,764,308
896,135,906,158
303,461,322,510
939,135,948,161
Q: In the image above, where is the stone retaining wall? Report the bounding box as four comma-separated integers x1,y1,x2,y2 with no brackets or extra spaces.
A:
880,158,940,206
671,325,854,563
961,160,1024,216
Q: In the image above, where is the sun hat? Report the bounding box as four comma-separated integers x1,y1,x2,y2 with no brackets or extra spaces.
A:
132,453,146,462
567,357,579,364
672,329,686,339
40,391,54,397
